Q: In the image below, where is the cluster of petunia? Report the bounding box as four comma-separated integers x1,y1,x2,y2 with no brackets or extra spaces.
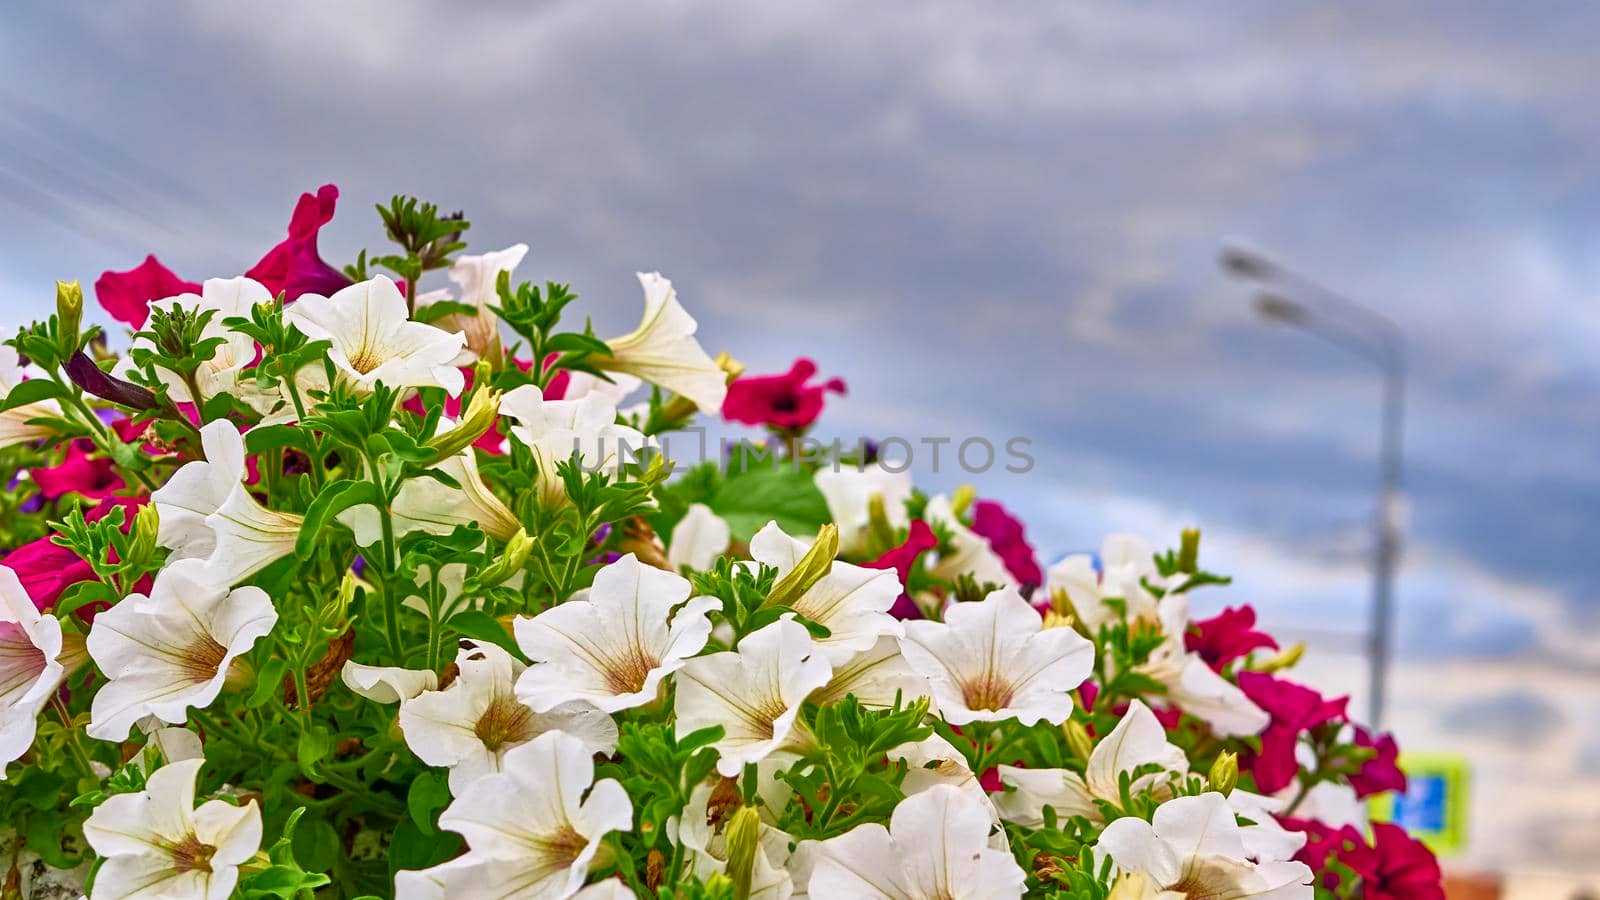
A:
0,186,1444,899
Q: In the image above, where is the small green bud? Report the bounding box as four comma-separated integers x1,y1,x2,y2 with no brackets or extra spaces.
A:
723,806,761,900
1209,750,1239,796
425,387,501,463
866,493,896,553
479,529,534,588
1257,641,1306,673
126,504,160,568
56,280,83,354
766,524,838,608
949,484,977,519
1177,528,1201,574
1063,719,1095,762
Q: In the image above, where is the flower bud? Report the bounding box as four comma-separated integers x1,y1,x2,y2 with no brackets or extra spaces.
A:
66,351,160,410
866,493,896,553
766,524,838,608
1177,527,1201,574
425,387,502,463
723,805,761,900
1209,750,1239,796
479,528,534,587
126,504,160,569
56,280,83,354
1062,719,1095,762
1258,641,1306,674
949,484,977,519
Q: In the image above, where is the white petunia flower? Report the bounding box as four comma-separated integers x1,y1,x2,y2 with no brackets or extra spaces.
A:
1137,593,1268,738
810,636,932,711
812,464,911,557
1228,790,1308,864
748,522,902,664
515,553,718,714
138,277,274,406
667,503,730,572
0,565,76,776
809,783,1025,900
152,420,304,585
679,780,800,900
1094,792,1312,899
82,758,262,900
675,617,833,777
0,345,62,448
286,275,467,396
501,384,650,507
890,734,990,813
561,370,642,406
340,422,521,546
899,586,1093,727
596,272,726,413
442,243,528,358
395,730,633,900
923,494,1014,588
995,700,1187,827
341,661,438,705
142,722,205,764
1041,533,1163,631
399,640,617,795
86,559,277,741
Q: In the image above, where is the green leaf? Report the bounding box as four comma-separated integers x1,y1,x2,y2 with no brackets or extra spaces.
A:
709,466,831,540
296,480,383,557
239,866,333,899
413,300,479,324
297,724,334,774
447,609,520,658
407,771,451,834
0,378,65,411
245,423,317,456
246,658,290,709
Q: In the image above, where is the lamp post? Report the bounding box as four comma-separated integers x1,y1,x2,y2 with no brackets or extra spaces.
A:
1221,244,1406,727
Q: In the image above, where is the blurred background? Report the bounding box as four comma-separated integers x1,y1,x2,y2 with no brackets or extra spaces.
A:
3,3,1597,892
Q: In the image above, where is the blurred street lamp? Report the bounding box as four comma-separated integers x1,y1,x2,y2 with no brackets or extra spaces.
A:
1221,243,1407,727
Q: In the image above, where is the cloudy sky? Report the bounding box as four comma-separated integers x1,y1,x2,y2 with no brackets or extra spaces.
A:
5,1,1599,874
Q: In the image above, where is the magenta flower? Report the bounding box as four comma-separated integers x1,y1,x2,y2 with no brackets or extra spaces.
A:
1185,605,1278,671
1347,726,1407,798
722,358,845,431
867,519,937,619
94,185,350,329
245,184,353,301
92,255,200,329
969,500,1042,587
1236,672,1348,793
1344,823,1445,900
31,438,124,501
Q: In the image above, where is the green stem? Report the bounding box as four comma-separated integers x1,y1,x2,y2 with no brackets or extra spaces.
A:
52,696,95,777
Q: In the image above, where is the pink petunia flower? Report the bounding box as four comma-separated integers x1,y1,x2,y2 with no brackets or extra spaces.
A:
1237,672,1348,794
1185,605,1278,671
92,256,200,329
722,358,844,431
94,185,350,329
969,499,1042,588
1347,726,1407,798
244,184,352,301
866,519,937,620
30,438,124,501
